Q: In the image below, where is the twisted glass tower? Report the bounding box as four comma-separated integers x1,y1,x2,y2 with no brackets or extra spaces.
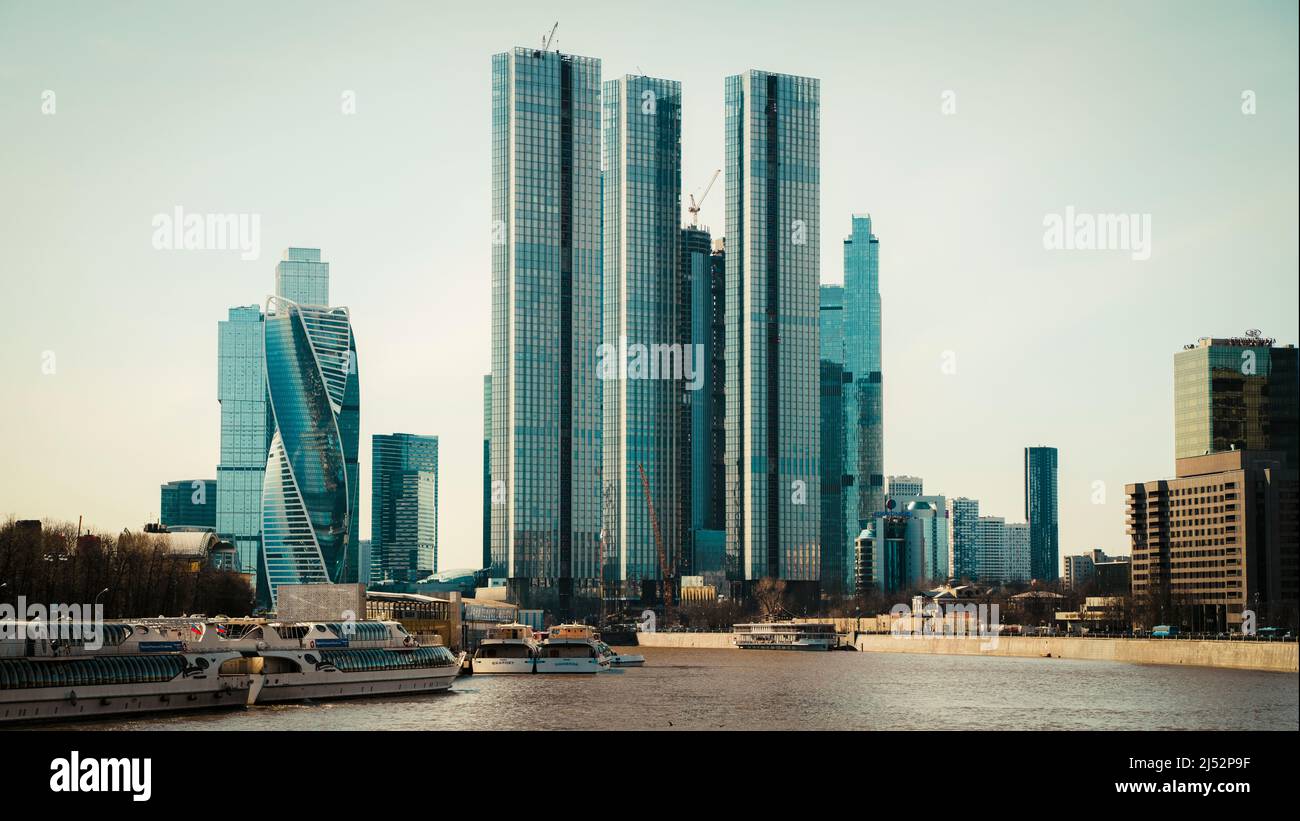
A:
260,295,360,607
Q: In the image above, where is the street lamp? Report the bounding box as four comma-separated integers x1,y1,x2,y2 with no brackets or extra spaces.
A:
94,588,109,606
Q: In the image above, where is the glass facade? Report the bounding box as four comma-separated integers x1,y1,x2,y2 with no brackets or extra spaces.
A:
724,70,822,588
491,48,603,617
371,433,439,582
261,295,360,608
275,247,329,306
906,496,949,582
819,285,848,594
216,305,271,583
686,231,728,530
843,215,885,545
949,496,979,580
602,74,686,600
1024,446,1059,580
160,479,217,529
482,373,492,573
1174,338,1299,469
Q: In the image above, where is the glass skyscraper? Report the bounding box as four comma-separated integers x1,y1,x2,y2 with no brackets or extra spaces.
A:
491,47,603,617
275,247,329,306
1174,335,1299,469
260,295,360,607
371,433,439,582
684,229,726,588
843,215,885,538
724,69,821,593
216,305,271,582
949,496,980,580
1024,445,1059,580
601,74,686,602
819,284,848,594
160,479,217,529
482,373,492,573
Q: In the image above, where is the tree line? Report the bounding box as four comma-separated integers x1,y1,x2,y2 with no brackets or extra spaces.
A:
0,518,253,619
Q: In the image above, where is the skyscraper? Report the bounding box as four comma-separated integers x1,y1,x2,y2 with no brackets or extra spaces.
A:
819,284,848,594
724,69,821,597
949,496,980,580
216,305,272,582
491,47,603,617
260,295,360,607
684,228,726,577
601,74,686,604
1004,522,1031,583
275,247,329,306
843,216,885,525
906,495,949,582
160,479,217,529
1174,334,1299,468
371,433,439,582
1025,446,1060,580
482,374,492,573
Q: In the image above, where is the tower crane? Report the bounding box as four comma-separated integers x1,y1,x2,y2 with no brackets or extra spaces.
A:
636,462,673,610
541,22,558,52
687,168,721,228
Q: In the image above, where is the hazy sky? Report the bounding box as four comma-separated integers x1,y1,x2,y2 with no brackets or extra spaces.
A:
1,0,1296,573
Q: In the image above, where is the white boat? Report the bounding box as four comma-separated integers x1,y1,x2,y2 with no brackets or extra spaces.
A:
732,622,838,651
1,620,249,725
0,617,461,724
535,624,608,674
594,640,645,667
234,620,461,704
471,623,540,675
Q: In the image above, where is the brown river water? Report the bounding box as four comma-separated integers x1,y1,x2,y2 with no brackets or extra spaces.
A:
28,647,1299,731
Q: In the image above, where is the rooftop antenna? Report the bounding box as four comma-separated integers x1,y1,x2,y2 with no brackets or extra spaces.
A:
687,168,721,228
542,21,558,52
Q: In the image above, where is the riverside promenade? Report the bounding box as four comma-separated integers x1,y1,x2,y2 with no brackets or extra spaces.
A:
633,631,1298,673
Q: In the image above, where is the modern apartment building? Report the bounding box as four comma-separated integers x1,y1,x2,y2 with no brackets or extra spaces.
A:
724,69,822,596
1127,449,1298,630
371,433,439,583
1025,446,1060,580
490,47,603,617
601,73,687,605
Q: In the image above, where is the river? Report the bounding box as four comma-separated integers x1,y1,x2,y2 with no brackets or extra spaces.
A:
30,647,1299,731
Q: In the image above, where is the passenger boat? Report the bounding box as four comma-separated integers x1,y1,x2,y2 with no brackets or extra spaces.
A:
229,620,462,704
0,620,249,725
536,624,608,674
471,622,540,674
732,622,838,651
0,618,461,724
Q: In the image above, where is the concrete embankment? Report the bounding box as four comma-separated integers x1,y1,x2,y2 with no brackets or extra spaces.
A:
634,631,1298,673
852,634,1297,673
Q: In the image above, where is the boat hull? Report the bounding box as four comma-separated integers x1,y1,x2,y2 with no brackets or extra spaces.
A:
251,665,459,704
534,657,604,674
734,641,834,651
471,657,536,675
0,676,249,725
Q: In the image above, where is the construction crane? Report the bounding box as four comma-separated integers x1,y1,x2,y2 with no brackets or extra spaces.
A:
636,463,673,609
541,22,558,52
687,168,721,228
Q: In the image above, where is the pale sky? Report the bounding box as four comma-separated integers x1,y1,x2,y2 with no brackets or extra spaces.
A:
1,0,1296,573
